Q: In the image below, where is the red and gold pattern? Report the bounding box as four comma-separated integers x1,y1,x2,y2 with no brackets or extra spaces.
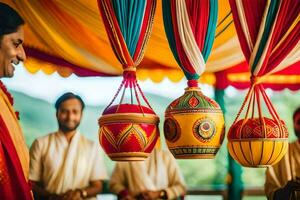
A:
0,81,13,105
228,118,288,139
164,87,225,159
0,81,19,120
99,104,159,161
228,117,288,167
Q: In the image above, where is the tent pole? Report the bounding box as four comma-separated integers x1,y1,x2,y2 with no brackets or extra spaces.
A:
214,72,243,200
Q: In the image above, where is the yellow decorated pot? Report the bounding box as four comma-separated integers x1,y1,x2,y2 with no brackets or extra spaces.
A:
227,117,289,167
164,87,225,159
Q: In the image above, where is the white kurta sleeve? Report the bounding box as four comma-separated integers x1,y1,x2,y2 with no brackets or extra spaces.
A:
164,152,187,199
109,163,128,195
265,153,291,200
29,139,43,182
89,144,108,181
265,166,281,199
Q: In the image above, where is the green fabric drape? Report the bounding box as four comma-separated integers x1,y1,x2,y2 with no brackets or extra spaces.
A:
112,0,146,57
203,0,218,61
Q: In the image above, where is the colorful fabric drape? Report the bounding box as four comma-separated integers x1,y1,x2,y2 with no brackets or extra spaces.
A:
97,0,157,111
163,0,218,81
230,0,300,77
98,0,156,69
228,0,300,112
2,0,299,89
12,0,121,76
9,0,244,78
215,60,300,91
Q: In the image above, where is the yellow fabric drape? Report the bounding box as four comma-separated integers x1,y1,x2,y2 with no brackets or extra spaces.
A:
14,0,121,74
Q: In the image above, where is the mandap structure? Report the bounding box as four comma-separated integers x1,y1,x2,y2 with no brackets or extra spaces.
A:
3,0,300,199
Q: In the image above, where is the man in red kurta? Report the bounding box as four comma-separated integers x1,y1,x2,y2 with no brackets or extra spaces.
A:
0,3,32,200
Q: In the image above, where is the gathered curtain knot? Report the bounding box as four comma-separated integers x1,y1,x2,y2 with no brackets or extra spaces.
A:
250,75,265,86
187,79,199,87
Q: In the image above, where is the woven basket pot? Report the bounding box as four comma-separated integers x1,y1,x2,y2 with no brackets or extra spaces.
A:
99,104,160,161
164,87,225,159
228,117,289,167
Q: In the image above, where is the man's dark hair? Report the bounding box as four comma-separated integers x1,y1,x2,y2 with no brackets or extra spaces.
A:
0,3,24,40
55,92,85,111
293,107,300,121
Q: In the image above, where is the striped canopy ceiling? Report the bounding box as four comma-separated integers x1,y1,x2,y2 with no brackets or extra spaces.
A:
3,0,300,90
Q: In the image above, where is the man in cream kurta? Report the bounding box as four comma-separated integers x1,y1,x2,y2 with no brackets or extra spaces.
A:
265,107,300,200
29,93,108,200
109,147,186,200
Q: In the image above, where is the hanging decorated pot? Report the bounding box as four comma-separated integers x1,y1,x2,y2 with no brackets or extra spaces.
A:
97,0,158,161
164,85,225,159
162,1,224,158
98,70,160,161
228,117,288,167
99,103,159,161
226,0,297,167
226,82,289,167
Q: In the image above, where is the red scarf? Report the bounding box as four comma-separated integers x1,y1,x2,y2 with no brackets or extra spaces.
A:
0,81,32,200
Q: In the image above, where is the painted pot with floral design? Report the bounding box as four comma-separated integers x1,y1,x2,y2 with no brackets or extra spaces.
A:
99,104,160,161
227,117,288,167
164,87,225,159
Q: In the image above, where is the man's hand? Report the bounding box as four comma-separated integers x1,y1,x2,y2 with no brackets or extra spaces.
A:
274,180,300,200
140,190,161,200
48,194,64,200
62,190,82,200
120,195,135,200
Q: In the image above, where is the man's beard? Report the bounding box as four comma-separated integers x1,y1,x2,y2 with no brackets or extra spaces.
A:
58,121,80,133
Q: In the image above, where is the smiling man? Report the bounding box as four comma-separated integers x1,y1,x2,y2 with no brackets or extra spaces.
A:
29,92,108,200
0,4,26,77
0,2,32,200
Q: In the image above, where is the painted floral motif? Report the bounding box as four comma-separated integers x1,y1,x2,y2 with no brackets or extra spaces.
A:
193,118,216,142
164,118,180,143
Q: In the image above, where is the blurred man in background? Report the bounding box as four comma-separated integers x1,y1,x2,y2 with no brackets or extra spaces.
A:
109,146,186,200
265,107,300,200
30,92,108,200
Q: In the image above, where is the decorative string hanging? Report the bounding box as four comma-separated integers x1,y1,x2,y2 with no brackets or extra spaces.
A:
162,0,225,159
227,0,300,167
97,0,159,161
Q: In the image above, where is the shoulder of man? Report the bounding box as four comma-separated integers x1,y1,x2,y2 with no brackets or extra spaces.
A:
79,133,103,153
37,132,56,141
31,132,56,147
160,148,173,157
79,133,96,144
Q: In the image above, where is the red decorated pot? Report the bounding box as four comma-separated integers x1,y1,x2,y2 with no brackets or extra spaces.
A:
228,117,289,167
98,104,159,161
